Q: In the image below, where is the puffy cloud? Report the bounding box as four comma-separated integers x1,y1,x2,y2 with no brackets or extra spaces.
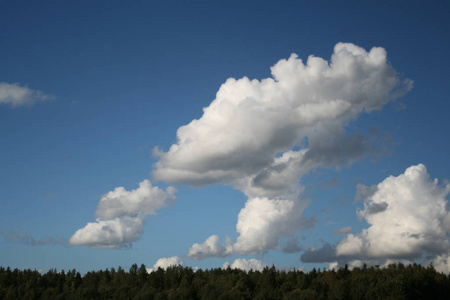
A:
187,197,310,259
147,256,184,272
0,82,54,107
70,180,176,248
186,235,233,260
153,43,410,187
233,197,308,254
175,43,411,258
70,216,145,249
303,164,450,271
223,258,267,272
337,164,450,260
238,149,308,199
95,180,176,220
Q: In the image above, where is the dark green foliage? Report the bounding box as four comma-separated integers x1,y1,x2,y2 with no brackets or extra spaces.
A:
0,263,450,299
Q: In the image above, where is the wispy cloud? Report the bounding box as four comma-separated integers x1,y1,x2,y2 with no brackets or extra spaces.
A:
2,230,69,247
0,82,54,107
333,227,351,236
282,237,303,253
45,193,59,199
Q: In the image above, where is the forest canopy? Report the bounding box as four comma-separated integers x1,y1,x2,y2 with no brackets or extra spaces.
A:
1,263,450,299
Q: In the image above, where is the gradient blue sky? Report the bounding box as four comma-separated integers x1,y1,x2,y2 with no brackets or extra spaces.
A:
1,0,450,274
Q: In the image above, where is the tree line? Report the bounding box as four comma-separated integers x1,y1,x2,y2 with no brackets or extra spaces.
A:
1,263,450,299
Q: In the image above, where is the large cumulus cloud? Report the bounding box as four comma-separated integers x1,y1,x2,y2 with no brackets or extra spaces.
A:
70,180,176,248
302,164,450,270
153,43,410,187
337,164,450,260
71,43,412,255
157,43,412,259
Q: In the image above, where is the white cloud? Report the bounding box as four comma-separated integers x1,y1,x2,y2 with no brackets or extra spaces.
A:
147,256,184,273
0,82,54,107
304,164,450,271
186,235,233,260
70,43,411,258
70,215,145,249
337,164,450,260
328,262,339,270
187,197,310,259
233,197,308,254
223,258,267,272
432,255,450,274
95,180,176,220
174,43,411,258
70,180,176,248
153,43,410,187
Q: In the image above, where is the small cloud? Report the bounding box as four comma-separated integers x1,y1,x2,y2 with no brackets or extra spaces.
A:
354,183,378,203
279,265,305,272
45,193,59,199
187,198,312,259
395,102,407,111
147,256,185,273
186,235,233,260
152,146,164,157
223,258,268,272
0,82,54,107
333,227,351,235
320,177,339,189
70,179,177,249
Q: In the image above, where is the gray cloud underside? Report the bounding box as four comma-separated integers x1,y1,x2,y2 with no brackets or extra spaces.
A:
333,227,352,236
282,237,304,253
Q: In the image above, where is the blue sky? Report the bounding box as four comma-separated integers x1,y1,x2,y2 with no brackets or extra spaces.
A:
1,0,450,274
